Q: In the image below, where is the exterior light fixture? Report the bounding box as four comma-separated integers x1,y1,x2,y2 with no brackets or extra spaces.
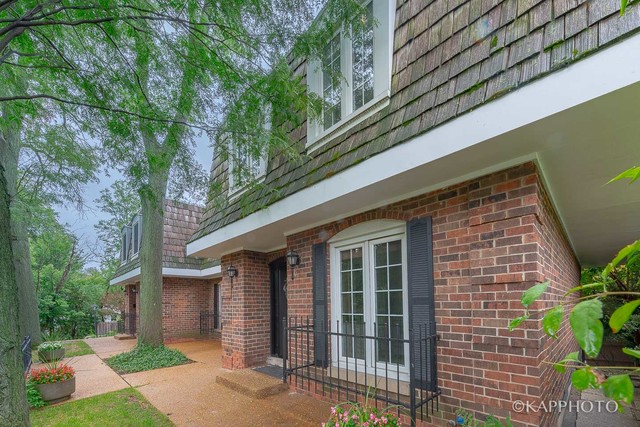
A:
131,287,137,294
227,265,238,280
286,250,301,280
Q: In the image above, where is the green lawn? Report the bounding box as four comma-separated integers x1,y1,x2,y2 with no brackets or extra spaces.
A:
30,388,173,427
33,340,95,363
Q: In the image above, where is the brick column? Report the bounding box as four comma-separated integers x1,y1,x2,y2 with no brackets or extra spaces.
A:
220,250,271,369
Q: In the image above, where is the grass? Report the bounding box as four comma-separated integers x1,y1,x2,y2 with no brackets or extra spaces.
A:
105,344,190,374
30,388,173,427
33,340,95,362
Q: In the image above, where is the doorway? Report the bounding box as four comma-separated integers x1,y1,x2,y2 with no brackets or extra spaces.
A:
270,257,287,358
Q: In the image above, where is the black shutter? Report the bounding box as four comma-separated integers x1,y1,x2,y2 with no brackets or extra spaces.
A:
407,217,437,391
213,284,220,329
312,242,328,367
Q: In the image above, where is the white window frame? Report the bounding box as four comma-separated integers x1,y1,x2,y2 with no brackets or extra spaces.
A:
131,215,141,258
120,225,132,263
227,107,270,198
329,223,410,380
307,0,394,152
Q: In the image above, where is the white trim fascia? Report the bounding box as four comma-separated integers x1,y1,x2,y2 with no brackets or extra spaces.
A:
187,33,640,258
110,267,141,286
282,153,538,237
110,265,222,286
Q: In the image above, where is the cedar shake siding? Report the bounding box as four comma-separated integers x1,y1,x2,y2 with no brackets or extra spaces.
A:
192,0,640,242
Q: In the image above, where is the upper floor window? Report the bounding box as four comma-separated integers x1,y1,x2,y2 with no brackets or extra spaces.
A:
228,140,268,195
307,0,393,151
120,225,131,263
120,214,142,263
131,215,141,257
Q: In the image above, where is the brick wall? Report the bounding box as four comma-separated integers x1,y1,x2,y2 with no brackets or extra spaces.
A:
220,250,273,369
161,277,216,340
280,162,580,427
122,278,217,340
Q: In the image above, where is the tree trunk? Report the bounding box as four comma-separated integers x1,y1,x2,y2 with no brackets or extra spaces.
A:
0,103,41,344
0,162,30,426
137,167,168,347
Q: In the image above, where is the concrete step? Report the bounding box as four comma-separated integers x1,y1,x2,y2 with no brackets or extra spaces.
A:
113,334,135,340
216,368,288,399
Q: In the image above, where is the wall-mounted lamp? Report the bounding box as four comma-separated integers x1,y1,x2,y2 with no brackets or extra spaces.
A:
286,250,301,280
227,265,238,283
131,287,137,294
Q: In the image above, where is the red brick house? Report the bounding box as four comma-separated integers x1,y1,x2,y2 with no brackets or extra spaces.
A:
186,1,640,426
111,200,222,341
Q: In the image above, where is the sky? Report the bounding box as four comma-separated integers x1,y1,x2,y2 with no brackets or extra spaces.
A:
55,135,214,269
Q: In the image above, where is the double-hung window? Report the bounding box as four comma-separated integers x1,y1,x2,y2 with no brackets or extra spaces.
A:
330,224,409,376
120,225,132,263
131,215,141,257
228,141,267,195
307,0,393,150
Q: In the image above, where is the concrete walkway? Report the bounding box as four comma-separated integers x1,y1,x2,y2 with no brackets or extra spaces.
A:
31,342,130,404
574,388,640,427
80,337,331,426
126,340,332,426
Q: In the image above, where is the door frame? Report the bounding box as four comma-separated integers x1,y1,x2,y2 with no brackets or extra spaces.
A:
269,257,288,357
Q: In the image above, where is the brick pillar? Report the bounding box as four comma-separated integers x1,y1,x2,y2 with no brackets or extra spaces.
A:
220,250,271,369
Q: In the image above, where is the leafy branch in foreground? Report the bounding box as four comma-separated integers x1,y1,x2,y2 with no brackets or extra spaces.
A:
510,166,640,409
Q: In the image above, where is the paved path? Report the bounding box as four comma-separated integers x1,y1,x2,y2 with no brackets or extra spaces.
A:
575,388,639,427
84,336,136,358
126,340,332,426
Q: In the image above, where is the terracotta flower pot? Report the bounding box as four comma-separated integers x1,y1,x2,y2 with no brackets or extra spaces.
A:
38,348,65,363
36,376,76,403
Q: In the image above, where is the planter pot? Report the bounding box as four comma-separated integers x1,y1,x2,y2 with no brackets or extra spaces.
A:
36,377,76,403
38,348,65,363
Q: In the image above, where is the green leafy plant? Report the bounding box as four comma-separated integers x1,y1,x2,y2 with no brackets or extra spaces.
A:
455,409,513,427
37,341,63,352
105,344,189,374
26,379,46,409
510,165,640,409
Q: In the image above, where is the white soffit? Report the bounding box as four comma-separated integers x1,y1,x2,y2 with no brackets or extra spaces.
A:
110,265,222,286
187,33,640,266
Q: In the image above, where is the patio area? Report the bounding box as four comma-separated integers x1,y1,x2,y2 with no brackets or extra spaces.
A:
78,337,332,426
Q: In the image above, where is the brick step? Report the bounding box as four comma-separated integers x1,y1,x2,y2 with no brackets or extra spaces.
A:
216,369,288,399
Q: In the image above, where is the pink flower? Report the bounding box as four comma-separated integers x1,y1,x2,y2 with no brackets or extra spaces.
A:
370,413,376,420
382,417,388,424
331,407,336,415
335,423,339,427
363,423,369,427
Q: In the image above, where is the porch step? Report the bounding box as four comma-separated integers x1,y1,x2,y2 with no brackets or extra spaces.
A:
216,369,288,399
113,334,135,340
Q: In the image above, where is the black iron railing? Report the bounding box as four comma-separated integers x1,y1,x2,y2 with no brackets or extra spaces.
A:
284,317,440,426
22,335,32,374
117,312,138,335
199,310,222,336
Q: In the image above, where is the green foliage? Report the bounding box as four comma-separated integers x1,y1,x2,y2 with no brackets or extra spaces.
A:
37,342,63,352
455,409,513,427
509,166,640,408
26,379,46,409
105,345,189,374
28,388,172,426
570,299,604,358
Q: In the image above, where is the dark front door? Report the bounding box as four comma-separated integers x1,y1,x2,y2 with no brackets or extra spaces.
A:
270,257,288,358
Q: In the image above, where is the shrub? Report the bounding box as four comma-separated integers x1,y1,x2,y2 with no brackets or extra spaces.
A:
29,364,75,385
105,344,189,374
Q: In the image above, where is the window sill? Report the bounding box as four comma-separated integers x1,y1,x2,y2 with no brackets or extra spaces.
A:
306,91,390,154
228,174,267,201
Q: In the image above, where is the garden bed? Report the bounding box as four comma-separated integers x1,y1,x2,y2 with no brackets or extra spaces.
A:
105,344,191,374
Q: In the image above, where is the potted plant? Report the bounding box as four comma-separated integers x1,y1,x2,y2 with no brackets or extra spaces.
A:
38,341,65,362
29,364,76,403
